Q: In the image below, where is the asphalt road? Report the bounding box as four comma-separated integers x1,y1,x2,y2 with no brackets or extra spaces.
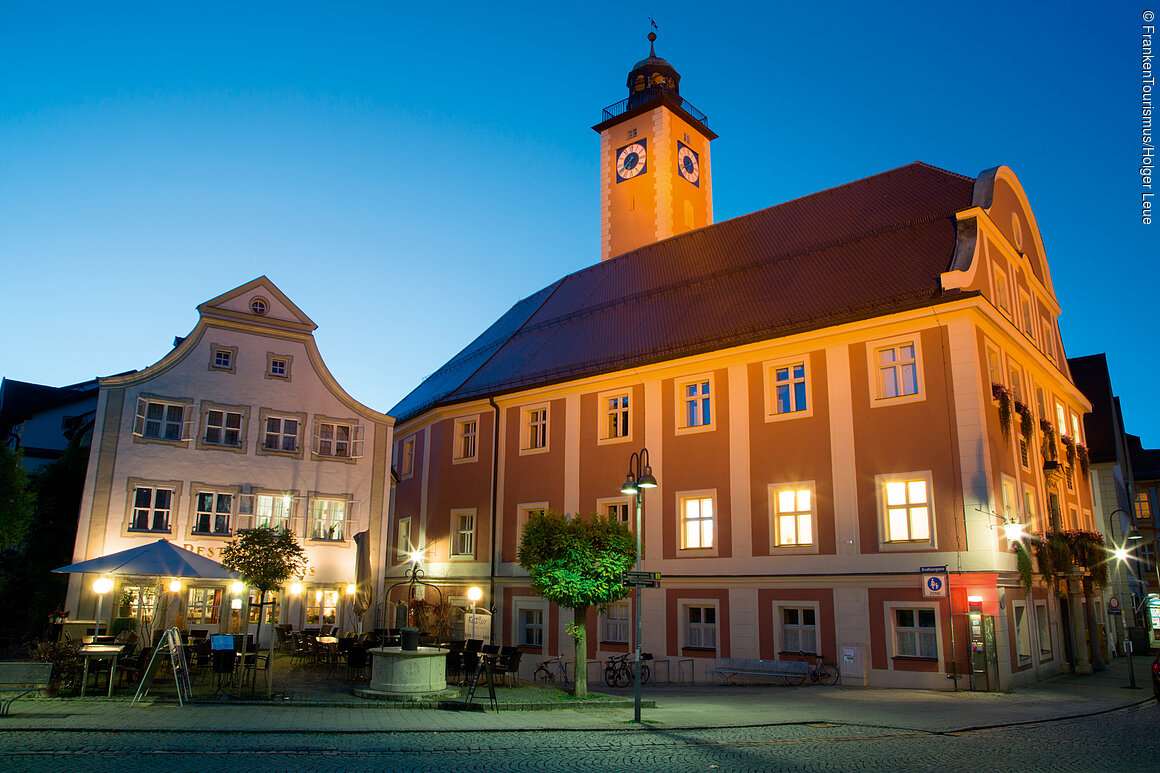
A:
3,703,1157,772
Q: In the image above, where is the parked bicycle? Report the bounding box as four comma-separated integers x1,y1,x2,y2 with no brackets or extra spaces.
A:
806,655,840,686
604,652,652,688
533,654,570,685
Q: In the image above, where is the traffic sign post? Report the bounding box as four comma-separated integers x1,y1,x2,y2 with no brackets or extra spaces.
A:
920,565,948,598
622,571,661,588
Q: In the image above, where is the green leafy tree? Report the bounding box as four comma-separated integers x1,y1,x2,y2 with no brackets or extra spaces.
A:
0,444,35,550
220,526,307,697
517,511,636,698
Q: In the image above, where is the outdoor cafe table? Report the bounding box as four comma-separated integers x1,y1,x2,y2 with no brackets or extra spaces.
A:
316,636,339,666
78,643,126,697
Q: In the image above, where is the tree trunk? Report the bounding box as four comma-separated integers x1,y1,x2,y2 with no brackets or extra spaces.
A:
572,605,588,699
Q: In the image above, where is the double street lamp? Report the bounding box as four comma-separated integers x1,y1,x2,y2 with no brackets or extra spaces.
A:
621,448,657,724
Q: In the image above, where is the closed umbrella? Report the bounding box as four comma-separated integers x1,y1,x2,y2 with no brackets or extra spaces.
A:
352,530,373,628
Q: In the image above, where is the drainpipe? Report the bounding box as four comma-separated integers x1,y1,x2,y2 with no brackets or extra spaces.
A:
488,397,501,644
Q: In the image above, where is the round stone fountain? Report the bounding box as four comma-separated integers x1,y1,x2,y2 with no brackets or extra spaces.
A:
356,646,449,697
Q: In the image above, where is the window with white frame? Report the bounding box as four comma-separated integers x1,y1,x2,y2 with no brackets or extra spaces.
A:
241,493,294,533
893,608,937,658
397,516,412,559
1023,487,1039,533
263,414,301,453
601,499,632,526
780,607,817,654
985,346,1001,386
211,345,236,371
679,378,712,429
306,588,338,625
771,484,814,547
769,360,808,416
994,265,1010,315
451,509,475,557
249,589,280,625
1041,316,1055,360
310,498,347,541
874,341,919,400
454,418,477,461
519,607,544,647
601,393,631,441
130,485,174,532
313,419,363,459
684,605,716,649
1035,603,1052,657
1001,477,1017,522
1020,291,1035,339
185,587,222,625
266,353,291,380
879,473,933,545
522,405,548,451
517,504,548,536
401,437,415,478
603,601,629,643
1014,604,1032,662
204,408,244,448
680,493,714,550
1008,365,1023,402
132,397,192,442
193,490,233,536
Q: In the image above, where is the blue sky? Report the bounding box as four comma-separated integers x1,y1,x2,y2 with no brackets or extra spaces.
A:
2,2,1156,445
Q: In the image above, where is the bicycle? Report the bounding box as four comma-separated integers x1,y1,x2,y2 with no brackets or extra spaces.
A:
806,655,840,686
533,654,570,685
603,652,651,688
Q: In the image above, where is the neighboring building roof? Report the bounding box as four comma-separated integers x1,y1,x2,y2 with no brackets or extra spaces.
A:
1068,353,1121,464
391,161,978,424
1127,434,1160,482
0,377,99,426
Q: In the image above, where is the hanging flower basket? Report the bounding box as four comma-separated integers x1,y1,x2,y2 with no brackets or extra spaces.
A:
1076,443,1090,476
992,383,1012,441
1061,434,1077,467
1014,400,1034,443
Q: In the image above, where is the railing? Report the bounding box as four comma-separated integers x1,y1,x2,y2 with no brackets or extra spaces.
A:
600,86,709,127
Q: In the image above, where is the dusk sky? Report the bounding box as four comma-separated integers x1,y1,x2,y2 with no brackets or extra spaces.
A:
3,3,1156,445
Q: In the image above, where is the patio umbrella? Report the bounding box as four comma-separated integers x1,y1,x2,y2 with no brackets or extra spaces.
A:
352,530,373,623
54,539,240,579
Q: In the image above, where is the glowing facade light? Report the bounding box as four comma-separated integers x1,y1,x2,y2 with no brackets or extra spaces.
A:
93,577,113,594
409,549,424,564
289,582,303,595
467,586,483,603
168,579,182,593
967,595,984,604
346,583,357,595
231,598,242,610
1114,547,1129,561
231,581,244,594
1003,522,1026,542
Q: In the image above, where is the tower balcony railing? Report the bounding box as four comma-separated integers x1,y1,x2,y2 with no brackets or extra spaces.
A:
600,86,709,128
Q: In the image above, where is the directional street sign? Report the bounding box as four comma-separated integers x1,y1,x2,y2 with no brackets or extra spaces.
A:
622,571,662,588
920,566,948,598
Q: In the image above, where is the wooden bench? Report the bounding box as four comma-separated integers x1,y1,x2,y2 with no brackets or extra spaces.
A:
710,657,808,686
0,662,54,716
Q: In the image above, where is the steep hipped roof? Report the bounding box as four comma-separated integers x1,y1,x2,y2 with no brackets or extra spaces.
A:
391,162,976,423
1068,354,1121,464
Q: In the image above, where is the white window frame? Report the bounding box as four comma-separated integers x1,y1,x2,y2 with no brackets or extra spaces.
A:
238,492,298,535
876,471,935,549
868,335,924,406
452,416,479,463
199,404,246,450
1035,601,1052,658
1019,290,1035,340
306,587,339,627
992,263,1011,317
597,496,633,528
1000,475,1018,523
602,600,630,644
675,373,714,434
312,417,364,460
1013,601,1032,664
886,602,940,664
209,343,237,373
132,395,194,444
400,437,415,479
258,409,306,457
450,508,476,558
764,357,812,421
1023,486,1039,534
597,390,632,444
681,601,718,651
1041,315,1056,361
514,598,547,648
185,586,223,626
396,516,412,560
769,481,817,553
776,602,820,656
516,502,549,538
985,344,1002,387
520,404,550,454
265,352,292,381
128,483,178,534
678,489,716,553
192,488,235,537
308,496,349,541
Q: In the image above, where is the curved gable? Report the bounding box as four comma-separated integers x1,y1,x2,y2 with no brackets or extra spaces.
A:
973,166,1054,296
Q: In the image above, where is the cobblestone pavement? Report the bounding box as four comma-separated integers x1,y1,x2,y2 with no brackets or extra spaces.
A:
3,704,1157,772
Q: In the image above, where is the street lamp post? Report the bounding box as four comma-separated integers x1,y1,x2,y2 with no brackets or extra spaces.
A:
92,577,113,639
467,586,483,640
1110,509,1141,688
621,448,657,724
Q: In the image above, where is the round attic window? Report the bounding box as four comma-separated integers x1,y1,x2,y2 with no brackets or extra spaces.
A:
1011,214,1023,251
250,296,269,315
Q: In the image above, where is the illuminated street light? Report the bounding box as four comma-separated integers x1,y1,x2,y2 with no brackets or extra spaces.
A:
92,577,113,638
621,447,657,724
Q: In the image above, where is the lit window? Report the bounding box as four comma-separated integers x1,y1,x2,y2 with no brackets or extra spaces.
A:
241,493,294,533
682,380,711,428
894,608,937,658
880,474,932,544
193,491,232,536
264,415,300,453
306,588,338,626
310,498,347,541
781,607,817,654
523,406,548,451
451,510,475,556
454,418,477,461
249,589,280,624
132,398,190,442
130,486,173,532
396,517,412,559
1135,490,1153,520
876,343,919,400
204,409,243,447
680,494,714,549
603,601,629,643
185,587,222,625
603,394,630,440
685,605,716,649
772,485,813,547
772,362,807,415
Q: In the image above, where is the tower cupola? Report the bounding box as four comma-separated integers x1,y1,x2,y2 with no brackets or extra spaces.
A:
626,32,681,108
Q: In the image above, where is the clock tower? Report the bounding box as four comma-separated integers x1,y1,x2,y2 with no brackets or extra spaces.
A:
594,33,718,261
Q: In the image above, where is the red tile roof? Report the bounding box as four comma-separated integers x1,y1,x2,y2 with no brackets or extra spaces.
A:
392,162,976,422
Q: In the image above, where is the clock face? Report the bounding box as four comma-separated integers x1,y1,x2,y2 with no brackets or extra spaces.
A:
677,142,700,186
616,140,647,182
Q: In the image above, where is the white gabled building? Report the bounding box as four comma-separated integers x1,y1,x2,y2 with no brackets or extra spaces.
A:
67,277,394,644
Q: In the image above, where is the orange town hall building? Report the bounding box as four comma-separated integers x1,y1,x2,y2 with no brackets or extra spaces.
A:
387,37,1101,689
